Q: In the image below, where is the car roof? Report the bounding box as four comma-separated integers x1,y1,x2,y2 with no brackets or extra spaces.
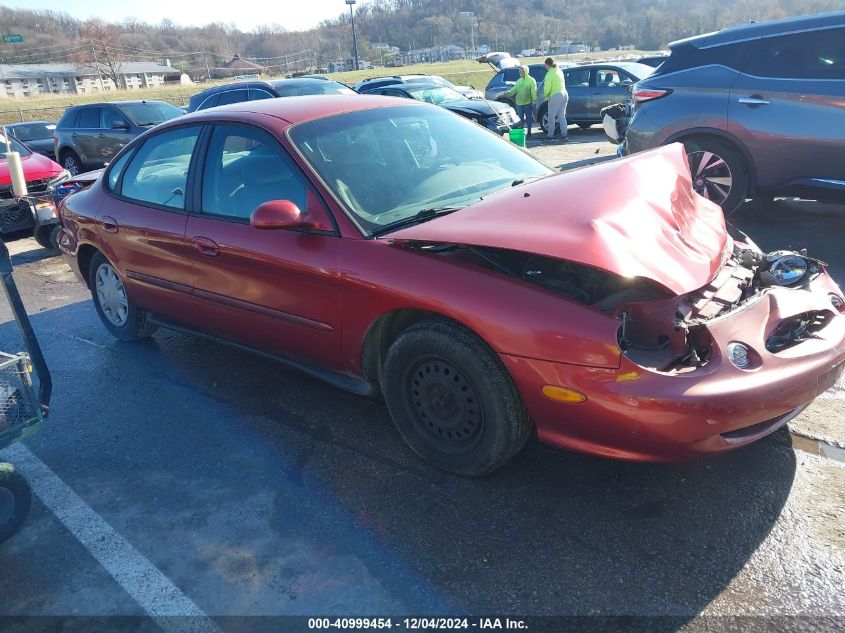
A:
192,81,273,97
69,100,171,108
175,94,425,126
267,78,342,87
670,10,844,48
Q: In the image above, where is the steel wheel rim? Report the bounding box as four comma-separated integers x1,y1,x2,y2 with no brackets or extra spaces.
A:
407,357,483,454
95,263,129,327
0,487,15,526
687,150,732,205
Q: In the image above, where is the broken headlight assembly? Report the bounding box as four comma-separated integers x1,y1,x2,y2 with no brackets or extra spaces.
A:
759,251,819,287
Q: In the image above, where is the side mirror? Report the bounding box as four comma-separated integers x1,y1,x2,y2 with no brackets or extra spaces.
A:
250,199,305,230
626,83,634,94
111,121,129,130
621,79,634,87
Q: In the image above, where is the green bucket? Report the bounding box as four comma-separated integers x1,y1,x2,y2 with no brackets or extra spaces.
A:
508,127,526,147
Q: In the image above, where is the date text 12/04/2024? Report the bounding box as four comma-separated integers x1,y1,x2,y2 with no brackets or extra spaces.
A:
307,618,528,630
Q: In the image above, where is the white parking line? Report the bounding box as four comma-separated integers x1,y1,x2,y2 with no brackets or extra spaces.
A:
2,443,221,633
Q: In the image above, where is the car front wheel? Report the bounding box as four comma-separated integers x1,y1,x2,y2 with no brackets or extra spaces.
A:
88,252,157,342
683,138,749,216
382,320,531,476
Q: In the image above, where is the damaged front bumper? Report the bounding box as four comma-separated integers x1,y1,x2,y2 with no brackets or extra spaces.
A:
502,270,845,461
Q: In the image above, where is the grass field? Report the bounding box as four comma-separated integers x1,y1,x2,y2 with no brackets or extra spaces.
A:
0,50,650,126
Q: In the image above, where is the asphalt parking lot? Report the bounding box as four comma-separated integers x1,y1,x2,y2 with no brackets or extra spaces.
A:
1,128,843,632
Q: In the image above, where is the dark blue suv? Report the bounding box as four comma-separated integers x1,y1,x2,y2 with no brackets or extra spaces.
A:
187,79,354,112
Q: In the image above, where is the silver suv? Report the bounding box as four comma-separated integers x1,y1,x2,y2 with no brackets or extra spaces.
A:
622,11,845,214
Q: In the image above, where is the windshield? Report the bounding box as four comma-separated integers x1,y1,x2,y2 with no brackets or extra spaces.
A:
405,76,453,88
289,105,553,236
0,132,32,158
10,122,55,141
406,85,465,105
273,81,355,97
118,102,184,127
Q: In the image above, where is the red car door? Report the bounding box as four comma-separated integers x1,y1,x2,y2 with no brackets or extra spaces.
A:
184,122,342,368
99,124,202,320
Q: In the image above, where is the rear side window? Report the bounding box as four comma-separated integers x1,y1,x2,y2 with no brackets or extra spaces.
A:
77,107,101,128
58,109,80,129
502,68,520,82
120,126,200,210
201,124,306,220
216,89,250,106
528,66,546,82
656,42,751,75
745,28,845,79
197,94,220,110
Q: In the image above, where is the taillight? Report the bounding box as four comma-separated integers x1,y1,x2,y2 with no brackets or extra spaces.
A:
632,87,672,104
485,84,493,91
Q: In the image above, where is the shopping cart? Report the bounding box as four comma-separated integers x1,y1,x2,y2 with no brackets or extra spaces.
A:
0,237,51,542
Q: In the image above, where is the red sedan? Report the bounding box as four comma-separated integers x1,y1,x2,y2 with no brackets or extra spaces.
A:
59,95,845,475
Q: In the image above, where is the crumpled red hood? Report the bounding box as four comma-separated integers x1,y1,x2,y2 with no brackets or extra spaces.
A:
0,151,64,185
387,144,728,295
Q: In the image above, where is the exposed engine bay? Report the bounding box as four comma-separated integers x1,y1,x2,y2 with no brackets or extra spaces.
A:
414,227,839,375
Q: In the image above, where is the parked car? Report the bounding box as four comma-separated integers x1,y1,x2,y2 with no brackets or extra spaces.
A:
4,121,56,158
54,100,184,175
355,74,484,100
486,62,653,131
362,82,518,133
0,130,67,248
621,11,845,214
59,95,845,475
187,78,355,113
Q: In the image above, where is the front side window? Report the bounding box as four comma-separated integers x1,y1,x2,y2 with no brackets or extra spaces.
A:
273,81,355,97
250,89,274,101
101,108,127,129
215,90,250,106
745,28,845,79
201,124,306,221
120,126,199,210
289,105,553,235
564,68,590,86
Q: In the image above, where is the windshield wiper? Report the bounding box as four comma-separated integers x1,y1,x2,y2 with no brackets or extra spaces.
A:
511,176,543,187
371,206,460,237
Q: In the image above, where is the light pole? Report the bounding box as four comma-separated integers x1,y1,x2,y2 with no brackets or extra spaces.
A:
345,0,359,71
459,11,475,57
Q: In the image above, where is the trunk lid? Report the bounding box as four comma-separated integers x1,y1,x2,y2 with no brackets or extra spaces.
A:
384,144,728,296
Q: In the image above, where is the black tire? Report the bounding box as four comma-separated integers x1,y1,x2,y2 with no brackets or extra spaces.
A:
60,149,84,176
382,320,531,476
88,252,157,342
538,104,560,136
48,224,63,251
0,464,32,544
682,137,749,216
33,226,54,250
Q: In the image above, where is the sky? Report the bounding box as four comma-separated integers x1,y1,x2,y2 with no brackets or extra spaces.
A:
5,0,361,32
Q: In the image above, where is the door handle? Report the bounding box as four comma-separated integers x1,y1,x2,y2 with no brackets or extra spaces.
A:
101,216,118,233
737,96,770,106
192,236,220,257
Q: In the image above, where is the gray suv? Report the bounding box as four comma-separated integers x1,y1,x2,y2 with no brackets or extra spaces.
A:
622,11,845,214
54,100,183,175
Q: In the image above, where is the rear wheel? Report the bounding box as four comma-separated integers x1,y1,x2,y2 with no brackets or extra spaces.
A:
0,464,31,544
88,252,157,342
61,150,83,176
382,320,531,476
538,105,560,136
682,138,749,216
